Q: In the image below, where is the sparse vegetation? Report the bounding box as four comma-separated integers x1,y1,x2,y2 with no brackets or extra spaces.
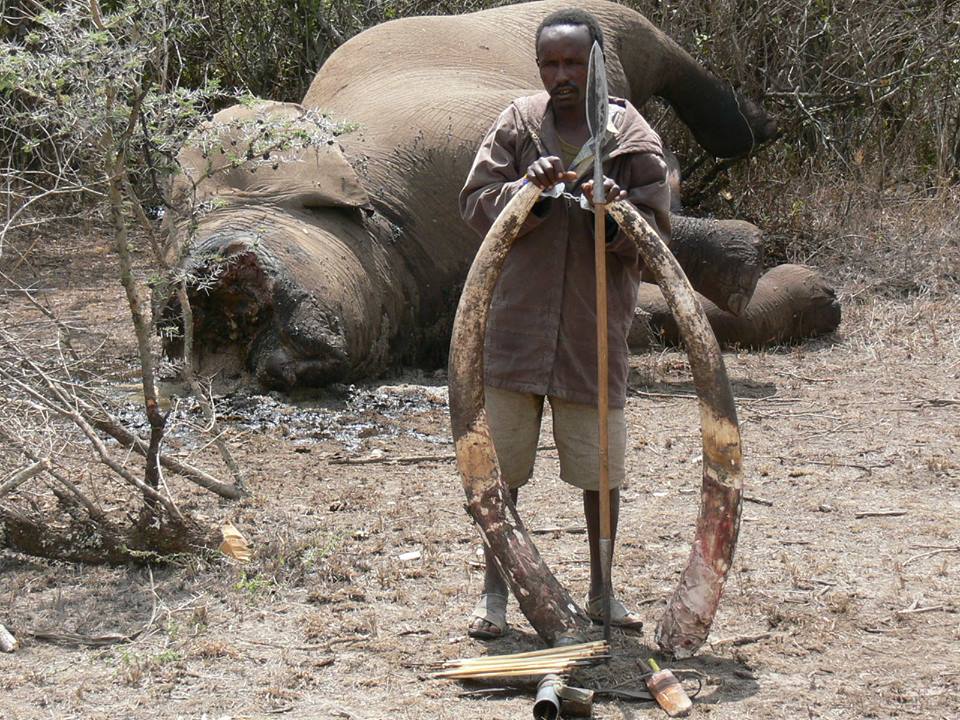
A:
1,1,957,718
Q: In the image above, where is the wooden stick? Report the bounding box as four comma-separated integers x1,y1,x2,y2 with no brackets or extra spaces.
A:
330,445,557,466
436,656,602,675
895,604,951,617
855,510,908,519
595,202,612,643
438,667,578,679
442,646,607,668
441,641,607,667
903,547,960,567
531,525,587,535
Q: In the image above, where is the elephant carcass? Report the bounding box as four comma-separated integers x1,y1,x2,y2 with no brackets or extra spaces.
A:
632,264,842,350
171,0,777,388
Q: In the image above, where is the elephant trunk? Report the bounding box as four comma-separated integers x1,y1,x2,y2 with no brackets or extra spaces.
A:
609,7,776,158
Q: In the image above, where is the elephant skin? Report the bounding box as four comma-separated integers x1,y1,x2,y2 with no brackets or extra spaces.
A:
170,0,778,389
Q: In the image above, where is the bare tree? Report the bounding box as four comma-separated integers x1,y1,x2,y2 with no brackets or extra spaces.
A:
0,0,252,563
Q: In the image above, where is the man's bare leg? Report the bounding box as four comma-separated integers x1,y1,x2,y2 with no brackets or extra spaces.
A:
584,488,620,601
469,487,519,637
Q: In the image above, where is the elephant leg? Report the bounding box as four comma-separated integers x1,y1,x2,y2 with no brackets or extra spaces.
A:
634,263,841,349
666,214,764,315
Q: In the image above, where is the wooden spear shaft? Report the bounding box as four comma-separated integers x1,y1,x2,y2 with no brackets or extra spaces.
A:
594,202,612,643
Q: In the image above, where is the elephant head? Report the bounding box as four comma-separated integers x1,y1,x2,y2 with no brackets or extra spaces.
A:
165,101,421,388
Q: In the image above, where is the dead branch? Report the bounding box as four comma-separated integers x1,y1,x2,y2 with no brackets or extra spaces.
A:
895,605,953,617
0,428,106,521
28,565,161,645
530,525,587,535
0,459,50,498
330,452,457,466
0,502,217,565
85,407,242,499
903,547,960,567
0,362,184,522
709,631,776,648
854,510,907,519
328,445,557,466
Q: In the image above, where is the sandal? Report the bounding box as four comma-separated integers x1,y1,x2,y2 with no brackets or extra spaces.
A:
585,595,644,632
468,593,508,640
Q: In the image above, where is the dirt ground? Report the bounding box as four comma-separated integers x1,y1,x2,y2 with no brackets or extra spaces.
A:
1,225,958,720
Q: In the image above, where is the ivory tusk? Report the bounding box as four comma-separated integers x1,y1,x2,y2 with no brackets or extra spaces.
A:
448,181,588,644
607,199,743,657
448,185,743,653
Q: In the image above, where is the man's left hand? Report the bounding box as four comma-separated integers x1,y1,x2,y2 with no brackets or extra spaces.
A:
581,177,627,207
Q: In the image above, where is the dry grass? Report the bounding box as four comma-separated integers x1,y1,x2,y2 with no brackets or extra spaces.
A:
2,194,959,717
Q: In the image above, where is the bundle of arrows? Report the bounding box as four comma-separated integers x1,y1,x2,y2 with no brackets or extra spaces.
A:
432,640,610,679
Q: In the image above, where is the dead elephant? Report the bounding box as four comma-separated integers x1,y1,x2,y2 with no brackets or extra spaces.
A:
166,0,833,389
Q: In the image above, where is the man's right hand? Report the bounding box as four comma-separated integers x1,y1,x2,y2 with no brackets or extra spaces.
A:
526,156,577,189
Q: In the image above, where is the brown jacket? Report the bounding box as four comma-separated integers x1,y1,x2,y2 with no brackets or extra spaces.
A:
459,92,671,408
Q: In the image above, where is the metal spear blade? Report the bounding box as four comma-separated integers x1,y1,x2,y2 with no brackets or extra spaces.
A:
586,41,609,204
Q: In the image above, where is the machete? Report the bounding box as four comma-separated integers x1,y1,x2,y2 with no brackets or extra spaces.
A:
586,39,613,643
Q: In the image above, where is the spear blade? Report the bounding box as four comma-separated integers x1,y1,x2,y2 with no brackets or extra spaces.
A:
586,41,609,204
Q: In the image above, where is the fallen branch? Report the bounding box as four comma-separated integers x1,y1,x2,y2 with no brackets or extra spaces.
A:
709,631,775,647
330,452,456,466
0,459,50,498
87,410,242,499
743,495,773,507
0,361,184,521
0,431,105,521
895,604,954,617
22,566,160,646
756,454,892,474
855,510,907,519
331,445,558,466
903,547,960,567
531,525,587,535
0,504,217,565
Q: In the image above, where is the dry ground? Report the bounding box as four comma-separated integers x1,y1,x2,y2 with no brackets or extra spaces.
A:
1,220,958,720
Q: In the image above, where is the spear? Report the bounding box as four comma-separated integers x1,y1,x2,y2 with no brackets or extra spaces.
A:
586,39,613,643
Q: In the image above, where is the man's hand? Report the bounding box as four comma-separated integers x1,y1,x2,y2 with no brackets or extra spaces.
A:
526,156,576,189
581,177,627,206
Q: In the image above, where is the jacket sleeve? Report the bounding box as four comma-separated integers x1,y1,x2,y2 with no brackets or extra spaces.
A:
459,105,549,238
605,151,672,263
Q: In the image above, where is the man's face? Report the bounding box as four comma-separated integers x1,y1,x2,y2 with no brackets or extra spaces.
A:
536,24,593,111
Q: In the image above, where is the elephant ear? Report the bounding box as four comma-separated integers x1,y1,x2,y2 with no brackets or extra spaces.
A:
173,100,370,211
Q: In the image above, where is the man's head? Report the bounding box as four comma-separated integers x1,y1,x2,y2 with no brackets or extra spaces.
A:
535,9,605,112
535,9,605,56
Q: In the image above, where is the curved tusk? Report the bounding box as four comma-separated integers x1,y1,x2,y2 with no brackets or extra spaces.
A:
607,200,743,657
448,181,589,644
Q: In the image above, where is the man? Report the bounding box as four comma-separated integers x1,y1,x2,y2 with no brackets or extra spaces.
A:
458,8,671,640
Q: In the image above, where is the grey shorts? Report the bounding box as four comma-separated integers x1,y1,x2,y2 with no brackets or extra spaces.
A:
484,385,626,492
